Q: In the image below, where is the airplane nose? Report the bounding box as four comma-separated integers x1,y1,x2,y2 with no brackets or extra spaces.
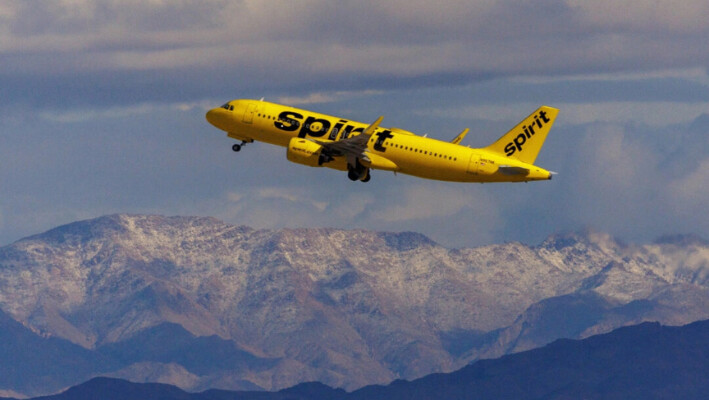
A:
206,108,227,131
205,109,218,126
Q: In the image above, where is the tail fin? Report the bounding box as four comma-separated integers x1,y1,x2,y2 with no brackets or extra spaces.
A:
485,106,558,164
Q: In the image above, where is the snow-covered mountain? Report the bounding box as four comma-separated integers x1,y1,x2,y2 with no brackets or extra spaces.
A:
0,215,707,396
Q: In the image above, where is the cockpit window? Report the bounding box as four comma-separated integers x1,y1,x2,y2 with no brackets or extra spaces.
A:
221,103,231,110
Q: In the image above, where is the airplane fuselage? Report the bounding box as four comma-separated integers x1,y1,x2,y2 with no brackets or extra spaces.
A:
206,99,557,183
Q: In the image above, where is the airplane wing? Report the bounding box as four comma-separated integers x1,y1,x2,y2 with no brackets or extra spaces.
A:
311,116,384,164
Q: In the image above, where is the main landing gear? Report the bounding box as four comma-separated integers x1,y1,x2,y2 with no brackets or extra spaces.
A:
347,159,371,182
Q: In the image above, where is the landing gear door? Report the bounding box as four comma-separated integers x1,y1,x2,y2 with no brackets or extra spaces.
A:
467,153,480,175
243,102,258,124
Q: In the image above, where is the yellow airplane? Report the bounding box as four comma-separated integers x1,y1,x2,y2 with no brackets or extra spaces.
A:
206,99,558,183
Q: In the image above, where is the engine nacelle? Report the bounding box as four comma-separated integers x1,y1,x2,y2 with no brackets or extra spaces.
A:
286,137,327,167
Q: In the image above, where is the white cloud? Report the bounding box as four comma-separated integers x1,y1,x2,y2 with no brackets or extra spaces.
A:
276,90,384,106
39,104,158,123
38,100,217,123
368,184,472,223
511,67,709,85
567,0,709,33
328,192,376,221
669,159,709,215
426,101,709,127
221,187,334,228
558,102,709,126
255,187,328,211
226,193,243,203
3,0,708,80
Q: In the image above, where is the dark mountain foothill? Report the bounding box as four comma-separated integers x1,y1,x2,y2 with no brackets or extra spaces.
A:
22,320,709,400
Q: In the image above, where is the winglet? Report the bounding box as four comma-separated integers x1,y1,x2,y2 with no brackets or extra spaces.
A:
363,116,384,136
451,128,469,145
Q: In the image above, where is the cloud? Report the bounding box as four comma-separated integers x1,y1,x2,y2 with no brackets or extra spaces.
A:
275,90,384,106
2,1,709,249
669,159,709,227
567,0,709,32
3,0,709,110
37,100,217,123
420,69,709,130
368,184,472,223
357,182,503,247
221,186,337,228
556,102,709,126
427,101,709,127
544,113,709,242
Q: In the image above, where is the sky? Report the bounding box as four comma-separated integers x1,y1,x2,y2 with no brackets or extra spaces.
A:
1,0,708,248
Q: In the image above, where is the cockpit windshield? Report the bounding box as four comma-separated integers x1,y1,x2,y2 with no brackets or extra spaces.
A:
221,103,235,111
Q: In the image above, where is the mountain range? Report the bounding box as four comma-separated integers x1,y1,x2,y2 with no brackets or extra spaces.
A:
7,319,709,400
0,214,707,397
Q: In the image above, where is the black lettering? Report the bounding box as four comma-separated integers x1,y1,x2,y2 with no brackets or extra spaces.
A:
539,110,550,123
504,142,516,156
513,133,526,151
338,124,356,140
373,130,393,152
524,125,531,138
329,120,347,140
298,116,331,138
535,115,542,128
275,111,302,132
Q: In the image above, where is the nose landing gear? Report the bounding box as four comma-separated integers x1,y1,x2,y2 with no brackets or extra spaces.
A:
231,141,250,152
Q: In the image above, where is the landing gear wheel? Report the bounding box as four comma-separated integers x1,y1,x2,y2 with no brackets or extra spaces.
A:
232,144,241,152
348,169,359,181
347,167,371,182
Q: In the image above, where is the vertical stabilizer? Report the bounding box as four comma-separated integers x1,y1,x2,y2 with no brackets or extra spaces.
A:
485,106,559,164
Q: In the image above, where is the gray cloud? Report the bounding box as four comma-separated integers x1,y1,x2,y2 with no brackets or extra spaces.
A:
2,1,708,109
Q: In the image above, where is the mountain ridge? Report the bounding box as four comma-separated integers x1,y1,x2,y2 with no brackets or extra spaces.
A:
13,319,709,400
1,214,708,396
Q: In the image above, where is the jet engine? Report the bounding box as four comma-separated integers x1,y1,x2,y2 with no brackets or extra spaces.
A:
286,137,329,167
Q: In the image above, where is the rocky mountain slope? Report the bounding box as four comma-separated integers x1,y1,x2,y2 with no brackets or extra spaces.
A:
0,215,707,396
